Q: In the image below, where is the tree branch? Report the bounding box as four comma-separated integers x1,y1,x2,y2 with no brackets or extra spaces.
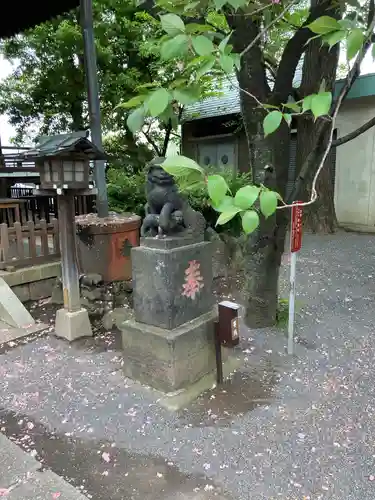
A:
281,14,375,208
240,0,299,58
142,130,161,156
161,119,172,157
333,116,375,148
272,0,334,103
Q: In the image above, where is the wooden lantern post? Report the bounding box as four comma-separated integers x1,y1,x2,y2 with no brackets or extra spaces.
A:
24,132,105,341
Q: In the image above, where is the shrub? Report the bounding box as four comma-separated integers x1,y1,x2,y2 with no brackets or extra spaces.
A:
107,168,146,216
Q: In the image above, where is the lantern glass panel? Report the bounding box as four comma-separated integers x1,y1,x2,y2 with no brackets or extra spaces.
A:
43,161,51,182
63,160,74,182
75,160,85,182
51,159,61,182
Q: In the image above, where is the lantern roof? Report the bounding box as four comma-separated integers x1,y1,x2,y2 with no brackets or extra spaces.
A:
0,0,80,39
23,132,106,160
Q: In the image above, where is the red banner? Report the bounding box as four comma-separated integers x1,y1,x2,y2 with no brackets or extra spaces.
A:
291,202,303,253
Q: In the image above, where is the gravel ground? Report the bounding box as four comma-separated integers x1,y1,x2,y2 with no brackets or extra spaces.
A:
0,231,375,499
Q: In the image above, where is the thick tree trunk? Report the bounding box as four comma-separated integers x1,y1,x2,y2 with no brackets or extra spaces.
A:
295,0,340,233
226,14,291,327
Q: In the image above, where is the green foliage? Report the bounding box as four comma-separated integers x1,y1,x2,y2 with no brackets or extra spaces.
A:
263,110,283,137
207,175,229,206
241,210,260,234
0,0,167,151
161,155,279,234
185,167,253,235
103,133,152,175
263,90,333,136
308,16,341,34
160,13,185,35
346,28,364,60
107,168,146,216
310,92,332,120
259,190,278,219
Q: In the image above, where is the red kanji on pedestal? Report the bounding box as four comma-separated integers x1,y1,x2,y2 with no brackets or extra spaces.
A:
182,260,204,299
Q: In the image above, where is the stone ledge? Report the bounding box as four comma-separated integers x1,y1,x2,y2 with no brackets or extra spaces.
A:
0,261,61,287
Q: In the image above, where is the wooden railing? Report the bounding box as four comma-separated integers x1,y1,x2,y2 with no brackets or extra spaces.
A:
4,191,96,225
0,219,60,270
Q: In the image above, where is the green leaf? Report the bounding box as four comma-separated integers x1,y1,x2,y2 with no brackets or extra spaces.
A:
196,56,216,79
346,28,364,60
160,14,185,36
218,33,232,53
283,102,301,112
146,88,170,117
308,16,341,34
213,195,235,212
319,78,326,93
160,34,189,60
127,107,145,134
323,30,346,49
207,175,229,206
259,190,278,218
232,53,241,71
116,95,146,109
302,94,313,113
214,0,227,9
302,94,316,113
219,54,234,73
242,210,260,234
372,43,375,60
161,155,205,178
263,104,279,110
185,23,213,34
263,110,283,137
173,89,199,105
184,1,200,11
311,91,332,119
283,113,292,126
192,35,215,56
339,18,355,30
228,0,247,9
216,207,242,226
234,185,260,210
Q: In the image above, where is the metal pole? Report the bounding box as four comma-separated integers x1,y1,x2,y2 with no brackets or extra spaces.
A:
214,321,224,384
288,248,297,355
58,195,81,312
80,0,108,218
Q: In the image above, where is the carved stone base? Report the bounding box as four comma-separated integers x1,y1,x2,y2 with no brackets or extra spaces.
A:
132,236,213,330
121,309,217,392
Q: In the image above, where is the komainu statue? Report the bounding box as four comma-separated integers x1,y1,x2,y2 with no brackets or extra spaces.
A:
140,157,206,238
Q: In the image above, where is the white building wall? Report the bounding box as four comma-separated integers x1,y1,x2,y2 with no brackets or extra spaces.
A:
335,96,375,232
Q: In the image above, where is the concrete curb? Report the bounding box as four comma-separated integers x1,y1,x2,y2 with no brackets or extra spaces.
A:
0,432,88,499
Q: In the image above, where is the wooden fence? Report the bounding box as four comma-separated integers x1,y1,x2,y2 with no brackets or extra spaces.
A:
6,188,96,225
0,219,60,270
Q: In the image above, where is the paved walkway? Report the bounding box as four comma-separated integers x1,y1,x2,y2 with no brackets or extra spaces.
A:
0,232,375,499
0,432,87,499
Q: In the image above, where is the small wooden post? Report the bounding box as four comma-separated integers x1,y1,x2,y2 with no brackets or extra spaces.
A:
57,194,81,312
14,222,24,259
27,220,37,261
40,219,49,256
52,217,60,255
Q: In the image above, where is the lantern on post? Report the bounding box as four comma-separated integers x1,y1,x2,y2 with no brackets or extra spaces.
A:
24,132,106,341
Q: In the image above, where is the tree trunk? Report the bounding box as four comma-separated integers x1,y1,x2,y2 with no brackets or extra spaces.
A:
295,0,340,233
226,13,291,327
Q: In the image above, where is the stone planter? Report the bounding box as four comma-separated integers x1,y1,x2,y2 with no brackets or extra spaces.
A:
75,213,141,282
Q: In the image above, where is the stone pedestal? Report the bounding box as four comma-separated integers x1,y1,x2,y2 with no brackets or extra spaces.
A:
121,235,216,392
55,308,92,342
